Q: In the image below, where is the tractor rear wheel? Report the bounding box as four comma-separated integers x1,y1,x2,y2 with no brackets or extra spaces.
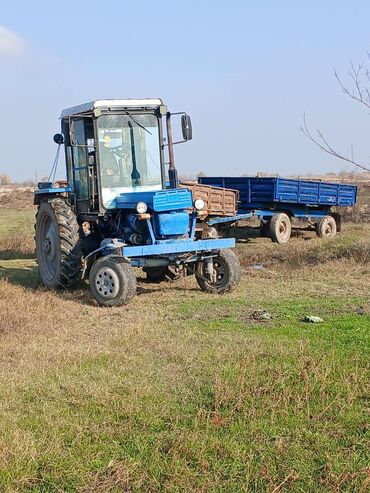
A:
269,213,291,244
316,216,337,238
35,197,82,289
89,256,137,307
195,249,241,294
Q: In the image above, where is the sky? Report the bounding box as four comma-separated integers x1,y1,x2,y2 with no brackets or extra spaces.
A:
1,0,370,182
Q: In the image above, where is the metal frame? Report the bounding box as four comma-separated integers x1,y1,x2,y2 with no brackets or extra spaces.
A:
35,187,72,195
60,99,164,119
120,237,234,258
93,109,167,213
81,236,235,278
207,207,334,226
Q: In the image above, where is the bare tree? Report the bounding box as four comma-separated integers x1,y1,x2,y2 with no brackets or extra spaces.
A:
196,171,206,179
301,58,370,173
0,174,11,186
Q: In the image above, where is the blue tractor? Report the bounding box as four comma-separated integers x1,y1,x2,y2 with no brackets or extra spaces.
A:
34,99,241,306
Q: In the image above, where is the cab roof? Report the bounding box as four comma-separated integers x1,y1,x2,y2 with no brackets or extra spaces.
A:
60,98,164,118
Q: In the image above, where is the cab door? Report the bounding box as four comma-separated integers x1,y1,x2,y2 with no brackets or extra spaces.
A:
64,117,98,213
70,119,89,212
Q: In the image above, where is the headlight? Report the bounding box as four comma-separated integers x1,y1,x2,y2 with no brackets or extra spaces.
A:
136,201,148,214
194,198,205,211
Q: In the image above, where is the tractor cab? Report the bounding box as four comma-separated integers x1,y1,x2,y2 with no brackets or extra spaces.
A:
56,99,191,215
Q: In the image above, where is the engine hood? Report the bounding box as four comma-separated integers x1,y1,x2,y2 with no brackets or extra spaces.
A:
115,188,193,212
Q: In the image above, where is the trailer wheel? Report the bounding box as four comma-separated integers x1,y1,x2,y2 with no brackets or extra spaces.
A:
316,216,337,238
195,249,241,294
35,197,82,289
269,213,291,244
89,256,137,307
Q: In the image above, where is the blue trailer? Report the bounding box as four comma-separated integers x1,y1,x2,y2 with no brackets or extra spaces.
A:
198,176,358,244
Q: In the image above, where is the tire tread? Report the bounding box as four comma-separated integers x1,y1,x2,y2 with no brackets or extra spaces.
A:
195,249,241,294
35,197,82,288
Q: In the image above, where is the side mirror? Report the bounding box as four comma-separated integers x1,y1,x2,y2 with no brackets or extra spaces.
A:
181,114,192,141
53,133,64,145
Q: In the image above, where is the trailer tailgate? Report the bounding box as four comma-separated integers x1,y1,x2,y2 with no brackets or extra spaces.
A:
180,181,239,218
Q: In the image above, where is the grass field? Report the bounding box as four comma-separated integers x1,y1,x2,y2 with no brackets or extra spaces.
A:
0,208,369,492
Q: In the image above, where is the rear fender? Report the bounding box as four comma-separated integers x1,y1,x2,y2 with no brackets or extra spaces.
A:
34,187,72,206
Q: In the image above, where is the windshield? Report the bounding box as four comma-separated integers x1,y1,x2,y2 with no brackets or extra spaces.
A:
97,113,162,208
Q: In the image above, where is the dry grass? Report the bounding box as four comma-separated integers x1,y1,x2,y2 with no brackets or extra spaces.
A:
0,188,35,209
234,223,370,269
0,208,35,260
0,208,369,492
0,235,35,259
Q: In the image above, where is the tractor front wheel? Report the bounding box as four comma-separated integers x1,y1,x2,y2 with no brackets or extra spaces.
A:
195,249,241,294
89,256,137,307
35,198,82,289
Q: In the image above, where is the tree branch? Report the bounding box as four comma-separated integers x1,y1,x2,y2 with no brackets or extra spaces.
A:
300,114,370,172
334,62,370,110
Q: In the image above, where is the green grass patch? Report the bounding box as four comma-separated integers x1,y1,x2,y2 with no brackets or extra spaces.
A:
0,208,35,236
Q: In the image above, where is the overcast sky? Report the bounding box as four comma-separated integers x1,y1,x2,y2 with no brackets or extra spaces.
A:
1,0,370,181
